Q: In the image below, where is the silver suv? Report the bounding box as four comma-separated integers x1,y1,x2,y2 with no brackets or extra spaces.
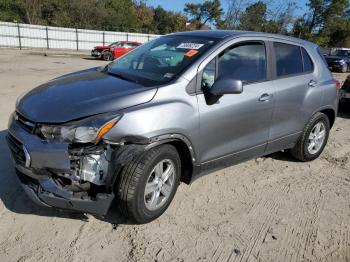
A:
7,31,338,223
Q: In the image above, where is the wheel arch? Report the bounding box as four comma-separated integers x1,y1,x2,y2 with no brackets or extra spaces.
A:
319,107,336,128
144,134,196,184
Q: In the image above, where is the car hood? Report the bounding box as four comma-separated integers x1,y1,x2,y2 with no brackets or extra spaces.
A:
16,67,157,123
94,46,110,50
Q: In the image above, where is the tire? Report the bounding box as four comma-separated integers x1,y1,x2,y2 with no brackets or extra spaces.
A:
290,112,330,162
102,52,113,61
116,144,181,224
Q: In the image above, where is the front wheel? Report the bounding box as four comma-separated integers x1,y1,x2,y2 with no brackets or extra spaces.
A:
116,144,181,224
102,51,113,61
290,112,330,161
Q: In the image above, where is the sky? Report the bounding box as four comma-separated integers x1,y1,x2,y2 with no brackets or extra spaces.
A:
146,0,309,16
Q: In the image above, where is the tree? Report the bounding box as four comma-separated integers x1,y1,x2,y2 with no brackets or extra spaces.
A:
0,0,26,22
306,0,327,34
98,0,138,31
268,1,297,34
22,0,43,24
237,1,267,31
217,0,251,29
184,0,223,29
291,0,350,47
153,6,187,34
292,16,310,38
134,1,155,33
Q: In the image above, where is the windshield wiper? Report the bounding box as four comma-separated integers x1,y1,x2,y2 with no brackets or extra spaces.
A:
106,70,139,84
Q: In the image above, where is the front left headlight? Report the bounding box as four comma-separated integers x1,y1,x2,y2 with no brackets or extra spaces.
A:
38,113,122,144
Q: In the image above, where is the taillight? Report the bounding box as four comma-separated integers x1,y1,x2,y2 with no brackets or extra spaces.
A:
334,79,341,89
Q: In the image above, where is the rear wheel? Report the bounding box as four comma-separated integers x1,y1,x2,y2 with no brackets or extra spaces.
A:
102,51,113,61
290,112,330,161
116,144,181,224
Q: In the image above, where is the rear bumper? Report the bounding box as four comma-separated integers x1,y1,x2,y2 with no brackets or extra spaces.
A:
15,165,114,215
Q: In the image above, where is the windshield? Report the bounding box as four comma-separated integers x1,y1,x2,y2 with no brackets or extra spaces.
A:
332,50,350,57
109,42,119,47
106,35,217,86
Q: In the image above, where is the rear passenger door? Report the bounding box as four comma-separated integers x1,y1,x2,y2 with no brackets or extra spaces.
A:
266,42,321,152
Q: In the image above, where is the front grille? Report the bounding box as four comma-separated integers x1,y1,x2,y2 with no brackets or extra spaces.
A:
15,112,36,133
7,134,26,165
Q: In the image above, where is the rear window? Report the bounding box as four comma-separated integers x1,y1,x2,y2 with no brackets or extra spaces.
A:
301,48,314,73
274,42,303,77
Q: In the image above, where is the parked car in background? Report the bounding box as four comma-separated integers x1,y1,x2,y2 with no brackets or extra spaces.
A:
326,49,350,72
91,41,141,61
339,74,350,103
8,31,338,224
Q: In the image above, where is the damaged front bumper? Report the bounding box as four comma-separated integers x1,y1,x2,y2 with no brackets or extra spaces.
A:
15,166,114,214
7,113,118,215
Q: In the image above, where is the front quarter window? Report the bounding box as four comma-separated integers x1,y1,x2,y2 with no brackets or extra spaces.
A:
202,59,216,90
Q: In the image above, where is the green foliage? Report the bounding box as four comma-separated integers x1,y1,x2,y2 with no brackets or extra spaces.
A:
153,6,187,34
293,0,350,47
237,1,267,31
0,0,25,22
184,0,223,29
98,0,138,31
218,0,350,48
0,0,187,34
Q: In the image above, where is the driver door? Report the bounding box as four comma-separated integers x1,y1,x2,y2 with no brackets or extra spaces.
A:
197,41,275,167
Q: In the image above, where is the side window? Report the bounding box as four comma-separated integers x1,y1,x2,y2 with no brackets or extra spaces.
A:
301,48,314,72
124,43,133,48
218,43,266,82
274,42,303,77
201,42,266,90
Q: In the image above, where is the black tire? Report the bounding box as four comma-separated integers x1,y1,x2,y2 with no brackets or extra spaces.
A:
102,51,113,61
116,144,181,224
290,112,330,162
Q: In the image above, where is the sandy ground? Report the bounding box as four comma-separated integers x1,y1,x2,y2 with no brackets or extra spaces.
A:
0,49,350,262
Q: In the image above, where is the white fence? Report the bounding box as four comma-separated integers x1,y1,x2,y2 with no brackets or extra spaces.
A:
0,21,161,50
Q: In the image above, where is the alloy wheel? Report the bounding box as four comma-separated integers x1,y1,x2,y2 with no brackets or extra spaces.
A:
144,159,176,211
307,122,326,155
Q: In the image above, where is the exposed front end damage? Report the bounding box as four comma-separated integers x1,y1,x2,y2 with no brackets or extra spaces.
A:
7,112,145,215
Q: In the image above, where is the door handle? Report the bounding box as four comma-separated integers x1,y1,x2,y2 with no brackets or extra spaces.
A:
259,93,272,102
308,80,318,87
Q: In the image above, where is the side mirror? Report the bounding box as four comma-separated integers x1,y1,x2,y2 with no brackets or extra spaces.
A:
209,78,243,96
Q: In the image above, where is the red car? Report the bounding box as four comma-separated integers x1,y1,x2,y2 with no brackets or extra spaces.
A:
91,41,141,61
